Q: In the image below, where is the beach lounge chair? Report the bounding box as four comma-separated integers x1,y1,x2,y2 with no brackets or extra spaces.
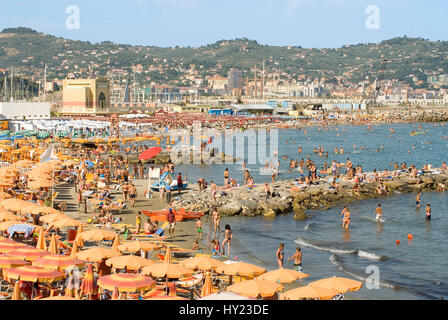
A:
154,222,169,237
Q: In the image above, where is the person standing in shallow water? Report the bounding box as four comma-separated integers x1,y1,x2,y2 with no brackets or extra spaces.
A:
276,243,285,268
288,247,303,272
416,191,421,208
425,204,431,222
221,224,232,257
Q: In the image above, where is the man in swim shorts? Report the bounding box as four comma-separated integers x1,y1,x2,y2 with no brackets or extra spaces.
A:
288,247,303,272
416,191,421,207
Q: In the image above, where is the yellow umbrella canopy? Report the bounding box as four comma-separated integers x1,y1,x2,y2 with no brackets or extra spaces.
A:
141,263,194,279
216,262,267,277
0,210,21,222
33,254,84,270
226,279,283,298
181,256,225,271
105,255,155,271
76,247,120,263
79,229,117,241
117,241,160,253
280,285,339,300
6,265,64,283
257,268,310,284
308,276,363,294
97,273,156,293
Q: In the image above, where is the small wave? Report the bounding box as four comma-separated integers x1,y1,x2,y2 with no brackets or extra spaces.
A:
330,255,396,289
304,223,314,230
295,238,356,255
357,250,383,261
295,237,387,261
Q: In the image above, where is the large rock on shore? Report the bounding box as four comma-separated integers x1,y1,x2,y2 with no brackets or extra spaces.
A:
218,201,242,216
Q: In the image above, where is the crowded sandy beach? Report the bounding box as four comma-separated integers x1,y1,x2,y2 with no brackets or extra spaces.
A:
0,109,447,301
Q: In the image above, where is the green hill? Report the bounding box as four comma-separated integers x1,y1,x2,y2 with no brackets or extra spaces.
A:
1,27,447,87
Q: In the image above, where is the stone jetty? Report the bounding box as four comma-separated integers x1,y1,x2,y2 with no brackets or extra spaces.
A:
171,170,448,220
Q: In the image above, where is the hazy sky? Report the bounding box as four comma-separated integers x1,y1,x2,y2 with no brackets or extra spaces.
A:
0,0,446,48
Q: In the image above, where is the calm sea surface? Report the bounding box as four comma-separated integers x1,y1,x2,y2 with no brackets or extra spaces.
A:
152,122,448,299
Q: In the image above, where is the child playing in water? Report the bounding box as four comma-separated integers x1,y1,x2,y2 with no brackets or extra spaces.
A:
341,207,350,230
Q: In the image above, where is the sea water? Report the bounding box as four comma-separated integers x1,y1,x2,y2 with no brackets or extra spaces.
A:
179,122,447,300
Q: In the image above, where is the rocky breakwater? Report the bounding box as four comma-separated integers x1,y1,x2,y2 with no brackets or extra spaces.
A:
172,171,448,220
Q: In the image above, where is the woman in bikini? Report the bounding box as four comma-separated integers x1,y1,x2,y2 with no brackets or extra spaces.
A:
221,224,232,257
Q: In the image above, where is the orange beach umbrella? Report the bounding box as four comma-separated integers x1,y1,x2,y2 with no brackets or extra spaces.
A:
308,276,363,294
6,265,63,283
141,263,194,279
36,228,47,251
105,255,154,271
117,241,160,253
257,268,310,284
0,210,20,222
8,247,51,261
181,256,225,272
78,229,117,241
48,233,58,255
98,273,156,292
33,254,83,271
216,262,266,278
226,279,283,298
11,281,22,300
280,285,338,300
76,247,120,263
0,254,29,268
